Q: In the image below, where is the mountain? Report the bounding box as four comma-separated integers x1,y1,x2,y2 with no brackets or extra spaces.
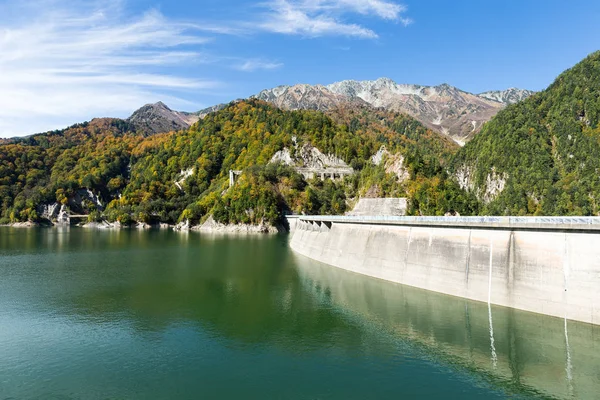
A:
252,78,533,145
1,99,475,227
194,103,229,119
328,79,509,144
127,101,199,135
451,51,600,215
254,84,369,111
126,101,240,135
478,88,536,104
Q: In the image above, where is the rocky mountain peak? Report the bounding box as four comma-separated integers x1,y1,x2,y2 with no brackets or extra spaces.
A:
253,83,367,111
127,102,199,136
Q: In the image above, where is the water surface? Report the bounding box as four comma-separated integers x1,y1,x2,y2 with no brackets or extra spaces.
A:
1,227,597,399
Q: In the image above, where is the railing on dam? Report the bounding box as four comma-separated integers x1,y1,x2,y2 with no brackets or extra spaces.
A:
296,215,600,232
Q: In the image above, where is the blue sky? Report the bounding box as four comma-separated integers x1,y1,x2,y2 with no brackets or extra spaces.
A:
1,0,599,136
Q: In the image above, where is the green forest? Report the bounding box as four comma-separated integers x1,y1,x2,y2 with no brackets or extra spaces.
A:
1,51,600,227
0,99,476,226
451,50,600,215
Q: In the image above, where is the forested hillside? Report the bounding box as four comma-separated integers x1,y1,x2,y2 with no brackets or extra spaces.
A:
3,51,599,226
452,51,600,215
0,99,476,226
0,119,141,222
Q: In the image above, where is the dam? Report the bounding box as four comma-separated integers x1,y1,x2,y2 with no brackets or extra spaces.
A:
289,215,600,325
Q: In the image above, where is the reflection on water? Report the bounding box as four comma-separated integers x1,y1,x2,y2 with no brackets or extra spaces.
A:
0,227,596,399
295,254,600,399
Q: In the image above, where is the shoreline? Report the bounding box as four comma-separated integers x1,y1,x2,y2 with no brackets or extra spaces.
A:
1,218,286,234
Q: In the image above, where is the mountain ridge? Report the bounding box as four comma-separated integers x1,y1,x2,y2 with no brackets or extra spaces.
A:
1,79,532,142
252,78,534,144
478,88,536,104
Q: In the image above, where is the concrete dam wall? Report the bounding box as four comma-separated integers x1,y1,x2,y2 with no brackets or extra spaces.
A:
289,216,600,325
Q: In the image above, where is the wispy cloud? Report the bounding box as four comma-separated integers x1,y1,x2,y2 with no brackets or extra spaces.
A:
0,0,412,136
336,0,413,25
258,0,412,38
236,59,284,71
0,0,220,136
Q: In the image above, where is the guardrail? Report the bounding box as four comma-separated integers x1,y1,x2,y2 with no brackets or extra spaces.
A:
295,215,600,232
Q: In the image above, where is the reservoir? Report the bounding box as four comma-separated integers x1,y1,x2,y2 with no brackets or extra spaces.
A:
0,227,598,399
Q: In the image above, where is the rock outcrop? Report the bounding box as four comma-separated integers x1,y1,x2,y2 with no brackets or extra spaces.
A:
371,146,409,182
192,215,280,234
270,141,353,180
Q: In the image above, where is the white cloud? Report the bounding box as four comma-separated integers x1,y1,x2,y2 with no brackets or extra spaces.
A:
336,0,412,24
258,0,412,38
236,60,284,71
0,0,220,136
0,0,413,136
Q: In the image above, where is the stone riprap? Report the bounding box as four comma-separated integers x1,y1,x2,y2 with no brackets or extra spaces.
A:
290,216,600,325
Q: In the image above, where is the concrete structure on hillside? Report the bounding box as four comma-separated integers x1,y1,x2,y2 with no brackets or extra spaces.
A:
346,198,407,216
229,170,242,187
290,215,600,325
295,167,353,181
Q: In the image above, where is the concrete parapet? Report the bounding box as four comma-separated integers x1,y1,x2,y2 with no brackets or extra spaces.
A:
290,215,600,325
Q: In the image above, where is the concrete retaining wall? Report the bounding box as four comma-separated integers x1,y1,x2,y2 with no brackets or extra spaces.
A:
346,198,407,216
290,216,600,325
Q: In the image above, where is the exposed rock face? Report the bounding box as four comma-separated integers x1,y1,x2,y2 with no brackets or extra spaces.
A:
252,78,533,145
193,215,280,234
254,84,368,111
270,142,353,180
56,205,70,225
270,141,350,169
127,102,199,135
483,169,508,203
270,147,294,165
455,165,508,203
478,88,536,105
68,189,103,213
371,146,409,182
455,165,475,193
81,221,121,229
174,168,194,191
38,202,61,220
195,103,229,119
37,202,70,224
384,153,410,183
295,145,349,169
371,146,388,166
174,219,190,231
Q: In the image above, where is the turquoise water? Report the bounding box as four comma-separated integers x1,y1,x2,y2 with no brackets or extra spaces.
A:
0,227,596,399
